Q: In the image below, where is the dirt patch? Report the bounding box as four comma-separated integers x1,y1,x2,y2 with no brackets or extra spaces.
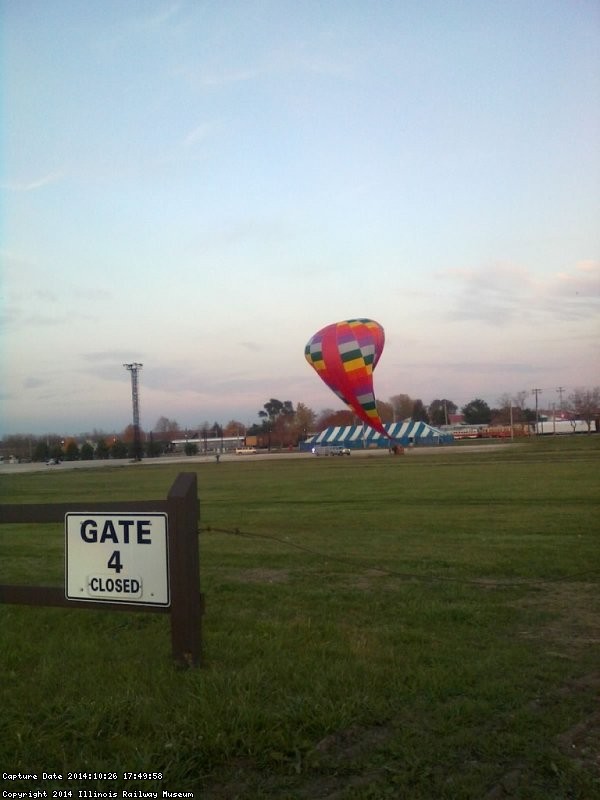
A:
506,584,600,792
516,582,600,656
230,568,290,584
345,568,388,590
313,722,394,761
556,673,600,778
558,710,600,777
202,722,395,799
295,769,389,800
483,673,600,798
483,768,524,799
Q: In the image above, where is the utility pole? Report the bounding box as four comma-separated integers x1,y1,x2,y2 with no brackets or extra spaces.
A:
124,363,143,461
556,386,565,413
531,388,542,435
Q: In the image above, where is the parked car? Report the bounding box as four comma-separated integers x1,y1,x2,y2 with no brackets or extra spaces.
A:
235,447,257,455
312,446,351,456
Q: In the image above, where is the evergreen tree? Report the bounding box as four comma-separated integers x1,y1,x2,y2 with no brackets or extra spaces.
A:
80,442,94,460
462,398,492,424
411,399,429,423
95,438,110,459
428,399,457,426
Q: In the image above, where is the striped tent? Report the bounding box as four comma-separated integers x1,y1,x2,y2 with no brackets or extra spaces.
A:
300,421,453,451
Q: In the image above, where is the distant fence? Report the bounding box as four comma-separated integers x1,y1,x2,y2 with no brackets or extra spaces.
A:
0,472,203,667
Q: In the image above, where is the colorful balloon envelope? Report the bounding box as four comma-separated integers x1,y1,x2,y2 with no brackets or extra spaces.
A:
305,318,389,436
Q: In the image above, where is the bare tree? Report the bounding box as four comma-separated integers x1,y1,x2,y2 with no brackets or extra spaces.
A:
495,392,532,425
223,420,246,437
293,402,317,441
376,400,394,423
389,394,413,421
568,387,600,432
316,409,354,429
154,416,181,435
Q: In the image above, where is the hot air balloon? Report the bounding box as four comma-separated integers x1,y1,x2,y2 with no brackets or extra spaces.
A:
304,318,389,436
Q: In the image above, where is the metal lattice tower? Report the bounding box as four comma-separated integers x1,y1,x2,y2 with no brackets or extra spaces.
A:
124,362,143,461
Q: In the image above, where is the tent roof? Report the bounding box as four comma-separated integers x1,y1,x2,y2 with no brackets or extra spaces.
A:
306,421,453,445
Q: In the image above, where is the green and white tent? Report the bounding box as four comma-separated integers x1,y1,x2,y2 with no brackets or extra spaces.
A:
300,421,453,450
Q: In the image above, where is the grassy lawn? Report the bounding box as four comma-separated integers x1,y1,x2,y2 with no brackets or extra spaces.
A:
1,437,599,799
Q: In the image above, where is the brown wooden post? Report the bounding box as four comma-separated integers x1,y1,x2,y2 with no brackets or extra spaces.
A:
1,473,202,667
166,472,202,667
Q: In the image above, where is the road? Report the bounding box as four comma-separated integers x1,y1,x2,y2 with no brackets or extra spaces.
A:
0,443,518,475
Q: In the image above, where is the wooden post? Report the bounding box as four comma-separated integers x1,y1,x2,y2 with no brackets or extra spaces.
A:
166,472,202,667
1,472,203,668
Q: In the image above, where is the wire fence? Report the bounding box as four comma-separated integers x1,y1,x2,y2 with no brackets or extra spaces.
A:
201,524,599,589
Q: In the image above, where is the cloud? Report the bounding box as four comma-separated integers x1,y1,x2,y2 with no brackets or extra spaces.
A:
79,357,148,387
81,363,204,395
174,37,352,91
32,289,60,302
547,260,600,298
140,2,182,30
32,310,98,326
239,340,262,352
1,172,64,192
270,43,353,79
3,303,99,329
199,67,263,87
438,261,600,325
73,286,113,302
0,250,33,270
82,351,141,363
0,304,22,328
3,305,95,328
93,1,188,64
171,62,263,89
190,216,301,251
22,377,50,390
182,122,215,147
397,360,540,375
2,281,114,333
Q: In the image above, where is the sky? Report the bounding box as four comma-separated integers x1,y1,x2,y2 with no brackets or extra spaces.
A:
2,0,599,436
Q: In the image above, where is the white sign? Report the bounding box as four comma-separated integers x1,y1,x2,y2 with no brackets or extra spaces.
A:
65,513,170,606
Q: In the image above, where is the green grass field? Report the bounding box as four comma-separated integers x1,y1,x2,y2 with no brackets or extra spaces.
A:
1,437,599,799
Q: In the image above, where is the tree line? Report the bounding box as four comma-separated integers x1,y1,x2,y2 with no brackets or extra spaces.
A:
244,387,599,444
2,387,598,461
